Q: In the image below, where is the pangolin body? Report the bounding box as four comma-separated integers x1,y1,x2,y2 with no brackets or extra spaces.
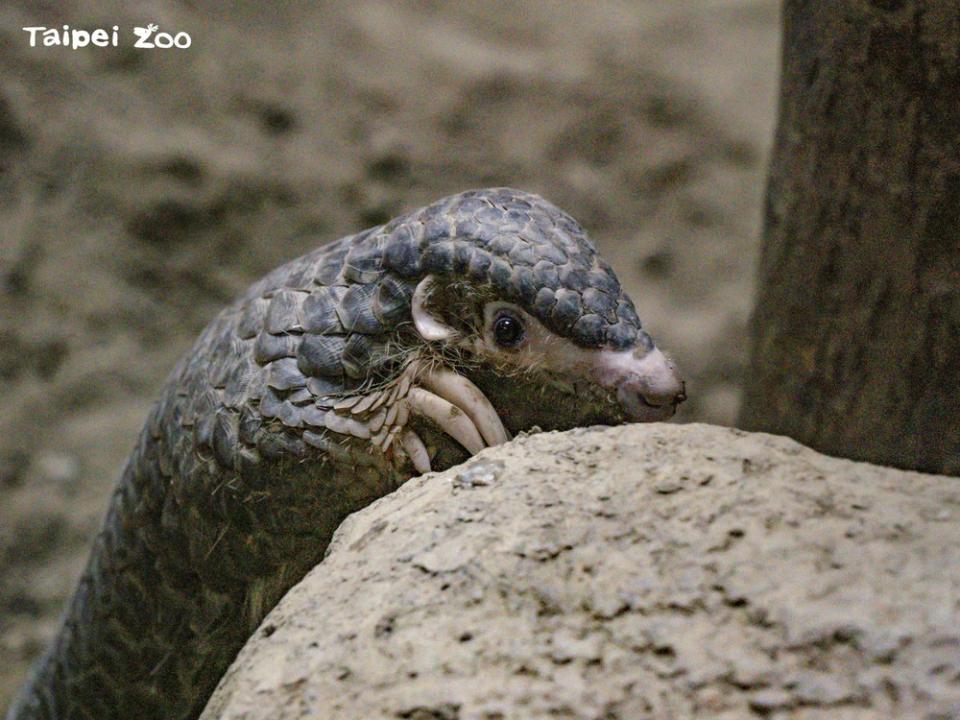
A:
7,188,684,720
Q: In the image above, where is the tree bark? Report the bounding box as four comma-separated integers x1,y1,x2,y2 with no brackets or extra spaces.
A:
740,0,960,475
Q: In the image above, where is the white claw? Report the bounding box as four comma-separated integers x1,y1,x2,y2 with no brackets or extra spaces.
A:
406,387,486,455
420,368,509,447
402,430,432,474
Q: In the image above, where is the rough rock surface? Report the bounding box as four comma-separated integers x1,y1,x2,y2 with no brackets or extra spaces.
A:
201,423,960,720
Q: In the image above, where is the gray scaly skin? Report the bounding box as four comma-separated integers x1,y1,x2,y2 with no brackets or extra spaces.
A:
7,188,684,720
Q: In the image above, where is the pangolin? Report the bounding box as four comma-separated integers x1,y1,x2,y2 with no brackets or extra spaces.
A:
7,188,684,720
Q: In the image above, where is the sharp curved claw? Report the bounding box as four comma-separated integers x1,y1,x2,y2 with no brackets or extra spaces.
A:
401,430,431,474
420,368,510,447
406,387,486,455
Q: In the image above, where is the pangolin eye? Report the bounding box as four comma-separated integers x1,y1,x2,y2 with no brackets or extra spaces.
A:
492,312,524,348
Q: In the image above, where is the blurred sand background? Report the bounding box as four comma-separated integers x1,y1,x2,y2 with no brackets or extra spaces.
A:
0,0,780,710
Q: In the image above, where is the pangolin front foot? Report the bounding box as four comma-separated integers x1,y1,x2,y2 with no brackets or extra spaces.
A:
322,363,508,475
401,367,509,473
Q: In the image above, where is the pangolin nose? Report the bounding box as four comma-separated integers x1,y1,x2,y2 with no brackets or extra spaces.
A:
615,349,685,421
639,377,686,409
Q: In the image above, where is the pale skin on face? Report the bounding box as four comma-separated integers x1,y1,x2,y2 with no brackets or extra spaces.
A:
398,275,683,473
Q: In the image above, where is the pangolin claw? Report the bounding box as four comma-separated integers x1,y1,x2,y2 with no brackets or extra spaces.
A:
323,363,508,476
406,387,486,455
419,368,510,447
401,430,432,474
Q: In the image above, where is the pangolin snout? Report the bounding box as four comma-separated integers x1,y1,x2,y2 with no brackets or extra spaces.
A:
592,345,685,422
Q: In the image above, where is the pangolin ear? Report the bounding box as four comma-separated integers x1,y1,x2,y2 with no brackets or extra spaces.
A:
412,275,457,342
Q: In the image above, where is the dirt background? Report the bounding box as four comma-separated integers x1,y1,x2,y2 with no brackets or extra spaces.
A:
0,0,780,711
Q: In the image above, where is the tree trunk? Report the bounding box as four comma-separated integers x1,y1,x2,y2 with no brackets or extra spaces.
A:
740,0,960,476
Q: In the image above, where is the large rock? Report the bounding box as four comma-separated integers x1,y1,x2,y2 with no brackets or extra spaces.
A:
201,424,960,720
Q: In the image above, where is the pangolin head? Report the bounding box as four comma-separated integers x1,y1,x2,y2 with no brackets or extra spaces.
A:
333,187,685,436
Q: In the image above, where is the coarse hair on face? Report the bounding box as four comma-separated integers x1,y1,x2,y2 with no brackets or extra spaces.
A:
405,274,578,381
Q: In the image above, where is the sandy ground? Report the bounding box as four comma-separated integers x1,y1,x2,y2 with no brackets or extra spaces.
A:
0,0,780,711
